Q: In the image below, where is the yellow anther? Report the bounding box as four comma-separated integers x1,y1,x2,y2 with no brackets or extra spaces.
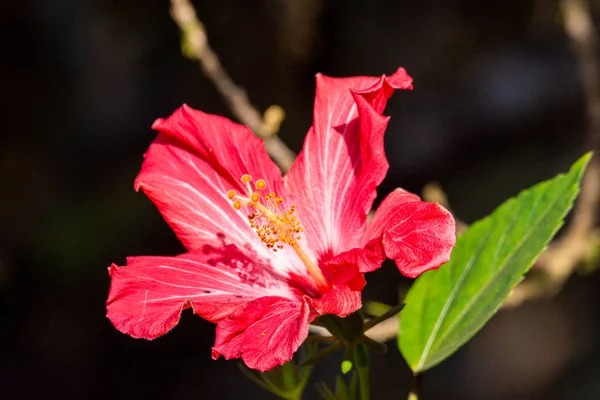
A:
227,173,331,293
255,179,266,190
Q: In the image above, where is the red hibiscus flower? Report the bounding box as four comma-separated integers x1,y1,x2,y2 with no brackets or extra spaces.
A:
106,67,456,371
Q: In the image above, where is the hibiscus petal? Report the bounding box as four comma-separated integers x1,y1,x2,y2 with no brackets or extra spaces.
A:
136,106,285,252
106,247,298,340
212,296,310,371
364,188,456,277
136,105,312,278
284,68,413,262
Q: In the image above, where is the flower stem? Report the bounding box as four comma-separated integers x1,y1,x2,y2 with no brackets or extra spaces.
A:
298,342,343,367
354,343,370,400
360,335,387,354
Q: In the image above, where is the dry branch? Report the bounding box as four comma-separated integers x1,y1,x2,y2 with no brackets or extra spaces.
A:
502,0,600,308
169,0,296,172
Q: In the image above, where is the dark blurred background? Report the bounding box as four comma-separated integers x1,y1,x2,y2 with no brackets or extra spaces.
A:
2,0,600,399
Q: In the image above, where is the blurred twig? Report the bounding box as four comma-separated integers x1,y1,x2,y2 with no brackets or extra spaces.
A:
169,0,296,172
504,0,600,308
278,0,322,62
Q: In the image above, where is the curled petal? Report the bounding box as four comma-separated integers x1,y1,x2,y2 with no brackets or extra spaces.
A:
364,188,456,277
106,247,297,340
285,68,413,261
212,297,310,371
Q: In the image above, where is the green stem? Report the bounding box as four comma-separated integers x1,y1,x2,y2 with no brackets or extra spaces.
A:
354,344,370,400
363,303,405,331
298,342,343,367
360,335,387,354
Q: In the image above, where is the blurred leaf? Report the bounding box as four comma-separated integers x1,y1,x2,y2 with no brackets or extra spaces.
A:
238,364,271,393
336,375,349,399
240,343,318,400
316,382,338,400
399,153,591,373
348,372,358,400
316,374,357,400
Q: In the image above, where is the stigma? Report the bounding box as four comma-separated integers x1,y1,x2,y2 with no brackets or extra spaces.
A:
228,174,331,292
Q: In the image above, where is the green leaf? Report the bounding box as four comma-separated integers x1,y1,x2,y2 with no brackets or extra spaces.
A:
399,153,591,373
316,382,338,400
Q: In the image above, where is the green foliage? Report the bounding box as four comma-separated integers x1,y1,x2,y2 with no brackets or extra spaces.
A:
399,153,591,373
316,372,358,400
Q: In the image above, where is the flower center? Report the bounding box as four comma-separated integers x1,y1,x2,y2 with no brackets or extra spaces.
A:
228,174,331,292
